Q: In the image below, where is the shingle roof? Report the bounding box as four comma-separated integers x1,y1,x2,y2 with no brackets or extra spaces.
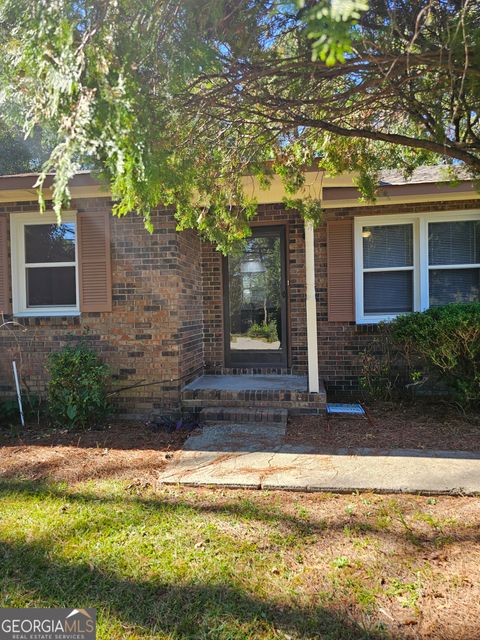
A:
378,165,473,186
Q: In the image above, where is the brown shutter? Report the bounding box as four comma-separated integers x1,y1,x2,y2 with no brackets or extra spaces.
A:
78,210,112,312
0,216,11,314
327,219,355,322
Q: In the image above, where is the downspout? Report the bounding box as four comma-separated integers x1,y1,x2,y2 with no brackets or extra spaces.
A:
304,220,319,393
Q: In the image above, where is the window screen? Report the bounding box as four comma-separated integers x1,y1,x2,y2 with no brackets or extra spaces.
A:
364,271,413,314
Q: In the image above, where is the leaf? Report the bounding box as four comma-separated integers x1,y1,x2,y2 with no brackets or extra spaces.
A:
66,404,77,421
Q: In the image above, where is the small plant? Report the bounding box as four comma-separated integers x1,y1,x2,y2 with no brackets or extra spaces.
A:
387,577,422,609
359,323,401,401
331,556,351,569
0,394,42,427
247,320,279,343
46,342,111,429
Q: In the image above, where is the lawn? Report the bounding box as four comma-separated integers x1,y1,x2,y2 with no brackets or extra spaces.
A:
1,479,479,639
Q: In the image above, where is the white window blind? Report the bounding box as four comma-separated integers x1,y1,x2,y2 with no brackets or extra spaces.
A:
428,220,480,306
362,224,414,315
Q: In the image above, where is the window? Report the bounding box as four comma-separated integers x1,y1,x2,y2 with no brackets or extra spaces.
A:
428,220,480,306
354,211,480,323
362,224,414,315
11,212,79,316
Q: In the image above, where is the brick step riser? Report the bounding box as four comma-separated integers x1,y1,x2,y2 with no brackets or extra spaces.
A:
203,420,287,427
200,407,288,426
183,399,325,413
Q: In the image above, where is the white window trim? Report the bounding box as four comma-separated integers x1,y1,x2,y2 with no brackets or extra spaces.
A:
354,209,480,324
10,211,80,317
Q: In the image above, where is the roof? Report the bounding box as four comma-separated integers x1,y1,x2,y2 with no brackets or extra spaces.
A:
0,165,477,207
377,165,473,186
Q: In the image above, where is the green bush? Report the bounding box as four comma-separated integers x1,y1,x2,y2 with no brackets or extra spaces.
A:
247,320,279,343
390,303,480,404
47,343,111,429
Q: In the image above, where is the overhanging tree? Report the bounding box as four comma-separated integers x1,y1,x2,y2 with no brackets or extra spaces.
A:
0,0,478,250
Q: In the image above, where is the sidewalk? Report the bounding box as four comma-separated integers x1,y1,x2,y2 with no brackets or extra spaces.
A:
157,423,480,494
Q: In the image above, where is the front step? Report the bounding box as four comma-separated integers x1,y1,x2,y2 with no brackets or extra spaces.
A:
182,375,326,415
200,407,288,427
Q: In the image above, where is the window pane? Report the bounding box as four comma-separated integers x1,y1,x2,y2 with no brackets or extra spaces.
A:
429,220,480,265
429,268,480,306
363,224,413,268
228,235,283,351
364,271,413,314
26,267,76,306
25,223,75,263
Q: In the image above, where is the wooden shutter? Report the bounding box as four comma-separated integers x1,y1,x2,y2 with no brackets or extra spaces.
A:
327,219,355,322
0,216,11,314
78,210,112,312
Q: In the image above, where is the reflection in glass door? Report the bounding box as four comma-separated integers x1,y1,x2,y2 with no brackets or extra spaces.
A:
224,226,287,367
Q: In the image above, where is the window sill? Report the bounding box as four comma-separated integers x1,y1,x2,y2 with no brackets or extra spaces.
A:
13,311,81,319
356,314,403,325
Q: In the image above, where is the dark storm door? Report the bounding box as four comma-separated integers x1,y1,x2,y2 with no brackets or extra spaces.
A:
223,226,288,367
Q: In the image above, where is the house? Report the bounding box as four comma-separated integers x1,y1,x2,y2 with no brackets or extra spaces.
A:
0,167,479,418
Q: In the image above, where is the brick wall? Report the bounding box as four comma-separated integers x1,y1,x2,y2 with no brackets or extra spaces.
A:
177,229,204,384
0,199,203,417
1,195,479,415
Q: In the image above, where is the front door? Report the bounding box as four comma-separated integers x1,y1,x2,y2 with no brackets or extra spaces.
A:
224,226,288,368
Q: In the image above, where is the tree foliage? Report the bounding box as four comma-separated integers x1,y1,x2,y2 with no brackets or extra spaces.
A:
0,0,479,249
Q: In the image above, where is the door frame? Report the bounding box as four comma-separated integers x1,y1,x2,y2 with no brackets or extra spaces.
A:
222,224,289,368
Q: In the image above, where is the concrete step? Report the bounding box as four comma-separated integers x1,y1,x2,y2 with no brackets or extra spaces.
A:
200,407,288,426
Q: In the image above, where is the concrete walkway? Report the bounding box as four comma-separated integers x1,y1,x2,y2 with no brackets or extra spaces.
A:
157,423,480,495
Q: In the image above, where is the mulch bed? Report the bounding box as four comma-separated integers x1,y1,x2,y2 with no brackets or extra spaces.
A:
1,401,479,484
286,400,480,451
0,422,190,482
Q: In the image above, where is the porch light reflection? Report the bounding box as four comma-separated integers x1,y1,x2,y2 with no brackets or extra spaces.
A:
240,260,266,274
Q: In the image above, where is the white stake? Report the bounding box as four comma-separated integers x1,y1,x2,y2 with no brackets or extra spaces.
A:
12,360,25,428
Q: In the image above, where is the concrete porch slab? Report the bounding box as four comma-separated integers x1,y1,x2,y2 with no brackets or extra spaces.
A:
157,424,480,495
183,374,309,392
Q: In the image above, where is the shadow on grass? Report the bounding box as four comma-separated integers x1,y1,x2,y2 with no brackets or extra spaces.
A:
0,478,478,548
0,483,392,640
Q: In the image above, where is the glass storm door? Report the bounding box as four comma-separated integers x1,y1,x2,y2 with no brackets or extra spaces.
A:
224,226,288,367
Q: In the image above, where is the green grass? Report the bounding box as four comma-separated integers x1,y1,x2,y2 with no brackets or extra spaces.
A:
0,480,476,639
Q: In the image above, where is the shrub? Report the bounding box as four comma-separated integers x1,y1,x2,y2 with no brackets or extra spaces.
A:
247,320,279,343
359,325,400,401
390,303,480,405
47,343,111,429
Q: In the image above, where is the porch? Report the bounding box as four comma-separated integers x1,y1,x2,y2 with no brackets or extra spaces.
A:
181,374,326,416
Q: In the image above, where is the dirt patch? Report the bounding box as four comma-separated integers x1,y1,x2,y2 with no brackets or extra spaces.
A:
287,401,480,451
0,422,191,482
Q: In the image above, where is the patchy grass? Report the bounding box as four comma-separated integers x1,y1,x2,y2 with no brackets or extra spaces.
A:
0,481,479,639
